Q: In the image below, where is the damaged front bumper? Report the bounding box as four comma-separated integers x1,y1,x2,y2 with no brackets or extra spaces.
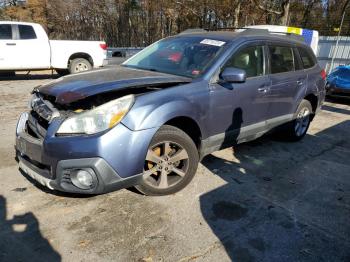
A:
15,112,156,194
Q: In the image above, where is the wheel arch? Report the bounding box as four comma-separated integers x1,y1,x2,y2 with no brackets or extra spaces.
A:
164,116,202,150
68,52,94,67
304,93,318,114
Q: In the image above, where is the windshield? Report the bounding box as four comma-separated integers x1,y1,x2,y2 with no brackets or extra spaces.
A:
123,36,227,78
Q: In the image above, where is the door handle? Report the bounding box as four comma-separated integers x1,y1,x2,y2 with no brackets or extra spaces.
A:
297,80,303,86
6,43,16,46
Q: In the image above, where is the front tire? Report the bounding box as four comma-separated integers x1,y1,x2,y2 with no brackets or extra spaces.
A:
55,69,69,77
284,99,313,141
69,58,92,74
135,125,199,196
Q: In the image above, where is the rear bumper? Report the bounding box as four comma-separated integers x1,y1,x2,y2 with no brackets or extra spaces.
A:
15,112,155,194
102,59,109,67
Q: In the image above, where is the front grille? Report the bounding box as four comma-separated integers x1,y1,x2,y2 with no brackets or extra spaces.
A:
31,93,60,122
27,111,49,139
25,93,60,139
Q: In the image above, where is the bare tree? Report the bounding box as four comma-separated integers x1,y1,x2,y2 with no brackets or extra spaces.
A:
252,0,290,25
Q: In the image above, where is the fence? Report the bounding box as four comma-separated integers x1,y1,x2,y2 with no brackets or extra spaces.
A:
317,36,350,73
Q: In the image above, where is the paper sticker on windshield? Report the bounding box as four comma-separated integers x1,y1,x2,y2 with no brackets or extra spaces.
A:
200,39,226,47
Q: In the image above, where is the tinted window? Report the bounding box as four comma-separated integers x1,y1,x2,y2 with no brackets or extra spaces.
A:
19,25,37,40
224,46,265,78
0,24,12,40
298,47,315,69
269,46,295,74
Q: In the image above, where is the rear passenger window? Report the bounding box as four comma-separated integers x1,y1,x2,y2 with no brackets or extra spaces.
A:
298,48,315,69
18,25,37,40
0,24,12,40
269,46,295,74
224,46,265,78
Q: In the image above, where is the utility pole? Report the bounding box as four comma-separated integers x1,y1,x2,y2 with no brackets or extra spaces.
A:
330,3,348,72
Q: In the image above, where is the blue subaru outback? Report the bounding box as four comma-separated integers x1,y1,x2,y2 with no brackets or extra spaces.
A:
15,29,326,195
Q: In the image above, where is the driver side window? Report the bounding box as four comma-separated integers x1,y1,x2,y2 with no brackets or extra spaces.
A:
224,45,265,78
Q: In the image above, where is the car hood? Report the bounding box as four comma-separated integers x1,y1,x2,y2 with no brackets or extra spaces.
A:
37,66,192,105
327,66,350,89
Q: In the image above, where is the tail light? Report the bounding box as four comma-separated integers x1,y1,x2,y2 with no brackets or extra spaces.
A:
321,69,327,80
100,43,107,50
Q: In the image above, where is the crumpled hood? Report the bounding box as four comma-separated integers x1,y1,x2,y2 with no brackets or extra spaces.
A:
37,66,192,105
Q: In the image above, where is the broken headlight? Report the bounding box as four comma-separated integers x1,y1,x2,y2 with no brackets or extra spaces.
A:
56,95,134,135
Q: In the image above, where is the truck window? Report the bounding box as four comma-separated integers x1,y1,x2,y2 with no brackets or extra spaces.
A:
0,24,12,40
269,46,295,74
18,25,37,40
298,47,316,69
224,46,265,78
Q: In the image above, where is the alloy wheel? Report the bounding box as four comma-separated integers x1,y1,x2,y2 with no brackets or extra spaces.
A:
143,141,189,189
294,107,310,137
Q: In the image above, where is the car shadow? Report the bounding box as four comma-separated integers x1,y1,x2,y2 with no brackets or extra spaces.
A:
0,72,59,81
325,95,350,106
199,110,350,261
0,195,61,261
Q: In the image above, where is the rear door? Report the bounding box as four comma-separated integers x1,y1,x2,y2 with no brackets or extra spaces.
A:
0,24,18,69
14,24,51,69
265,44,307,126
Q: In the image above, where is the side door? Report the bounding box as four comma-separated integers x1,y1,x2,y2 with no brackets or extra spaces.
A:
265,44,307,127
0,24,19,70
208,43,271,149
13,24,51,69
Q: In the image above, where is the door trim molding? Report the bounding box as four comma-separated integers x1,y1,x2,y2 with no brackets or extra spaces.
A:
200,113,294,158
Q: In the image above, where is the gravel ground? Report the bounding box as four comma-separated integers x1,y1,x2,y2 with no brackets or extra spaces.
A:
0,71,349,262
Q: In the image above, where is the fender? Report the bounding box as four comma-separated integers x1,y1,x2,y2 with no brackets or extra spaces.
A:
121,80,211,137
122,96,206,136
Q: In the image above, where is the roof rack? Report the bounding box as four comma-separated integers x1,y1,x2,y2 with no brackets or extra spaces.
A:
238,28,305,42
179,27,305,42
179,28,208,34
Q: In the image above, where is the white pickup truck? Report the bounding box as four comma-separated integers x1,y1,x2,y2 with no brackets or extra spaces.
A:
0,21,107,75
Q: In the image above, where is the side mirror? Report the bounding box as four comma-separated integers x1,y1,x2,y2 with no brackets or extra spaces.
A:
220,67,247,83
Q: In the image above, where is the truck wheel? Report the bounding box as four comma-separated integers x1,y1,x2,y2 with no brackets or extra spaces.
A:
69,58,92,74
0,71,15,77
135,125,199,196
283,99,313,141
55,69,69,77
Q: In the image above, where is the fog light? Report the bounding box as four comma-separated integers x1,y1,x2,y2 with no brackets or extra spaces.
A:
71,169,96,190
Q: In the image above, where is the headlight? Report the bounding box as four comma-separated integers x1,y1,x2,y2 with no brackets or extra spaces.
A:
56,95,134,135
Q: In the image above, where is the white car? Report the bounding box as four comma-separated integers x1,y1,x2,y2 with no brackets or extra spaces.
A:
0,21,107,75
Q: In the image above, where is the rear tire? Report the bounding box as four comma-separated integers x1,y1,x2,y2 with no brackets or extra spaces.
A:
283,99,313,141
69,58,92,74
135,125,199,196
0,71,15,77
